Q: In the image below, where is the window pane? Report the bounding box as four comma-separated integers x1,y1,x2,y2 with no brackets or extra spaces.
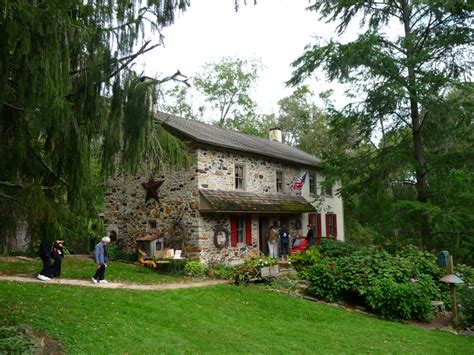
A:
276,171,283,192
309,173,317,195
237,217,245,243
325,184,333,196
328,214,334,235
235,165,244,189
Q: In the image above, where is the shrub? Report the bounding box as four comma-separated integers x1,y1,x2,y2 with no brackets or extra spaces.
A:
233,256,278,285
289,246,320,271
365,277,433,321
0,326,33,353
107,245,135,261
459,286,474,328
455,263,474,286
184,261,206,278
206,264,234,280
304,260,344,302
301,244,447,321
317,239,357,258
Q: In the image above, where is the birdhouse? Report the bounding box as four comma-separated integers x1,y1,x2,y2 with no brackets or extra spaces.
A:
137,231,164,259
437,250,449,268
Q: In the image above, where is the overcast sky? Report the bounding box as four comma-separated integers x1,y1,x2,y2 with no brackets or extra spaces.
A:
137,0,353,115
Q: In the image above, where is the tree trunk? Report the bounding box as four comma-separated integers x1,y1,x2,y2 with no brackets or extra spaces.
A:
402,1,432,249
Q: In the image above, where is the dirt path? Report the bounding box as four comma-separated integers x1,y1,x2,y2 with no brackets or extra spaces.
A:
0,275,231,291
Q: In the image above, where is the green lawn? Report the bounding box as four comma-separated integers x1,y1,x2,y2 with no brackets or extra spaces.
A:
0,256,184,283
0,282,472,354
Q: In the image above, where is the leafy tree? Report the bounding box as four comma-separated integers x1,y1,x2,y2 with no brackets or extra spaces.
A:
159,84,202,120
0,1,191,250
275,86,331,158
289,1,473,250
194,57,261,128
423,84,474,264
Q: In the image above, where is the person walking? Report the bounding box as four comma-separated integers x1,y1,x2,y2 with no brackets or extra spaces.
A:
267,225,278,259
37,239,53,281
51,240,65,278
92,236,110,284
279,224,290,261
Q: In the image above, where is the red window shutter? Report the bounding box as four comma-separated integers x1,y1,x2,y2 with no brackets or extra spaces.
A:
308,213,314,226
317,213,322,237
325,214,330,237
245,215,252,245
333,214,338,240
230,216,238,247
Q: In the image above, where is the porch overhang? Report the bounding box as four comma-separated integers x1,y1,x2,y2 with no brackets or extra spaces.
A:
198,189,316,214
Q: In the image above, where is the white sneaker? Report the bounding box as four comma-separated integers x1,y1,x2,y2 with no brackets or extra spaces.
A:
91,277,98,284
37,274,50,281
99,280,108,284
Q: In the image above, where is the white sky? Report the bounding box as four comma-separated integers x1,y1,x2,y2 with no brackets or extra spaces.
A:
137,0,353,115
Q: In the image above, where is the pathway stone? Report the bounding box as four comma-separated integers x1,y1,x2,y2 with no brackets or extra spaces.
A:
0,275,230,291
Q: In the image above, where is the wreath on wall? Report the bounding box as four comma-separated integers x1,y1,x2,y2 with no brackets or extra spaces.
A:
213,225,230,250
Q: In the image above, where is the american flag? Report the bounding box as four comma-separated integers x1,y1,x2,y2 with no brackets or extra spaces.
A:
290,171,307,191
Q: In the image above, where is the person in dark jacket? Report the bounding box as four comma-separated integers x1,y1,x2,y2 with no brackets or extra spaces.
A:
306,224,314,247
279,224,290,260
37,239,53,281
51,240,65,278
92,236,110,284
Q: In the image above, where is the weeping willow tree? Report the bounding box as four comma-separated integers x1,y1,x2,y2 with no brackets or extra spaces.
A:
0,0,192,251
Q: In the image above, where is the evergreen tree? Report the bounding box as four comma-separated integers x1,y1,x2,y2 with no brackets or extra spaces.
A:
289,1,473,250
0,1,191,250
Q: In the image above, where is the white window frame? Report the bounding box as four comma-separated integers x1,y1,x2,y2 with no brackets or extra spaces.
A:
237,216,245,243
235,164,245,190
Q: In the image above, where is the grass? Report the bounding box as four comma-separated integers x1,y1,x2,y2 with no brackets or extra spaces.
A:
0,281,472,354
0,256,185,283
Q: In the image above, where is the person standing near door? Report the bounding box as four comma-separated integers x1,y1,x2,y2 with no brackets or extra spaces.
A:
306,224,314,247
279,224,290,261
267,225,278,259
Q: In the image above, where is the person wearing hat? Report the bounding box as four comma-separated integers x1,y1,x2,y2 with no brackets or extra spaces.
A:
92,236,110,284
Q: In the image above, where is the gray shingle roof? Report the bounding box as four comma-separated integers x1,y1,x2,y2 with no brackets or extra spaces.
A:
156,112,320,167
199,189,316,213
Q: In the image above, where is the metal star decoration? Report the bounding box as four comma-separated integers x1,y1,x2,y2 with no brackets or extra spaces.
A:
141,176,164,203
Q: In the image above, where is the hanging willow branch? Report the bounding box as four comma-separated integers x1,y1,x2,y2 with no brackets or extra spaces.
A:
0,0,191,244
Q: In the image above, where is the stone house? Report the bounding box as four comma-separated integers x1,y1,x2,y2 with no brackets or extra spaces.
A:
103,112,344,265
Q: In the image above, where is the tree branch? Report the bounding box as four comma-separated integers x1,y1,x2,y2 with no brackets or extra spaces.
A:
109,40,160,79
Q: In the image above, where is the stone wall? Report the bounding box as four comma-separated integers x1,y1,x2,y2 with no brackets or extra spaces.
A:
103,155,201,258
196,146,302,195
198,214,259,266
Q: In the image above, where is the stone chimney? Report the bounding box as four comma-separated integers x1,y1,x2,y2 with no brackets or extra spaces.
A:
269,127,282,143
